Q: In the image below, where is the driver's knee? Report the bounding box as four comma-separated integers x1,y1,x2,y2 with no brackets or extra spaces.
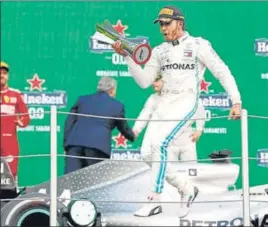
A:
166,172,179,188
141,152,153,167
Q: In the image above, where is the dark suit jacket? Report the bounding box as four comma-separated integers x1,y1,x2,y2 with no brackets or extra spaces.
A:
63,91,135,156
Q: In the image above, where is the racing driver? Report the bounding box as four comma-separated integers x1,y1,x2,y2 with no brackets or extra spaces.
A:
132,73,206,217
133,73,206,164
0,61,30,181
112,5,242,218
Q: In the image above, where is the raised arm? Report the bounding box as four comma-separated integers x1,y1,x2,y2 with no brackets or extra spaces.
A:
112,41,161,89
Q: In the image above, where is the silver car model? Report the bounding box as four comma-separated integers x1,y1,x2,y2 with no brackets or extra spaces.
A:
1,151,267,226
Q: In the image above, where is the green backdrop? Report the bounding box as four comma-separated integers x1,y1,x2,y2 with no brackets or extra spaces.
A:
1,1,268,188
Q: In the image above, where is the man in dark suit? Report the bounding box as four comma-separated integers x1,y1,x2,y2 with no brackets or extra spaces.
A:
63,77,136,174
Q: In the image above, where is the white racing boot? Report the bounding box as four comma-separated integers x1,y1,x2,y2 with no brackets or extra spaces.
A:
134,194,162,217
178,186,199,218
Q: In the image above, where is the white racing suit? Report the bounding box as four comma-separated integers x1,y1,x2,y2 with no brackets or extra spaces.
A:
124,31,241,216
133,93,206,163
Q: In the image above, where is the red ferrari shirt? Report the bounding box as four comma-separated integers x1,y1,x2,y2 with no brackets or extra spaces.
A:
0,87,30,136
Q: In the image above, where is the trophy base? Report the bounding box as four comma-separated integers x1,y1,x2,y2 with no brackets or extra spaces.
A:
133,43,152,65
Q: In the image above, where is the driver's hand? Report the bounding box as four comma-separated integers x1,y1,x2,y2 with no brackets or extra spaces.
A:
14,117,24,127
229,103,241,120
132,129,139,138
191,130,202,142
112,41,127,56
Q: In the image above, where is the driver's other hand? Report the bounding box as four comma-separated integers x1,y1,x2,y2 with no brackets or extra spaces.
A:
112,40,127,56
191,130,202,142
229,103,241,120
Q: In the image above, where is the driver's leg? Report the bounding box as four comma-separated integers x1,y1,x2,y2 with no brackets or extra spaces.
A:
180,142,197,163
135,94,199,218
134,123,163,217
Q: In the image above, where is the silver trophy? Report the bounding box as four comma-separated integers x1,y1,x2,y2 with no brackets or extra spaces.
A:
94,19,152,65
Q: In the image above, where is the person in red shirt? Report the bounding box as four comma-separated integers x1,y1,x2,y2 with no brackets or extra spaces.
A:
0,61,30,180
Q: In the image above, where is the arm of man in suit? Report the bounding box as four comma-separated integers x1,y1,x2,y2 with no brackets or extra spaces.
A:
63,98,80,148
116,104,135,142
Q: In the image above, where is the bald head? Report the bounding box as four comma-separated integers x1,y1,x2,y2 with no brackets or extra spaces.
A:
97,77,117,97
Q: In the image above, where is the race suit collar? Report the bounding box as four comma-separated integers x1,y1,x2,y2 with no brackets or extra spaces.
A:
171,31,189,46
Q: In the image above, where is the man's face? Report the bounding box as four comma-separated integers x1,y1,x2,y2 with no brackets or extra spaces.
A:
152,79,163,92
159,18,182,41
0,68,9,87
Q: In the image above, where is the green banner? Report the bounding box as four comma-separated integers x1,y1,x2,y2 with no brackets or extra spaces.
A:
1,1,267,188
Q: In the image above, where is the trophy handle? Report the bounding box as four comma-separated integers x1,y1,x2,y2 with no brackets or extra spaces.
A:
94,19,152,64
96,23,134,54
96,24,118,41
103,19,119,34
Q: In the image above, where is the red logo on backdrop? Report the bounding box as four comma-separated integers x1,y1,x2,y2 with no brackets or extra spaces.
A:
200,79,212,93
113,20,128,37
26,73,45,91
112,133,128,148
